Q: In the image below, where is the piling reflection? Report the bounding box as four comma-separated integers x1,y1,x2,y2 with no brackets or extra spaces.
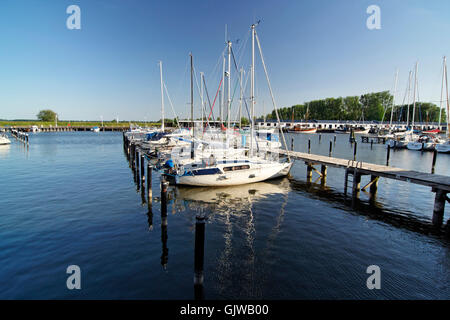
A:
170,178,292,299
289,177,450,240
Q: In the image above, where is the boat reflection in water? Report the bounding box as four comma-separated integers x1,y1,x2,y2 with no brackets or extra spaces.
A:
170,178,291,299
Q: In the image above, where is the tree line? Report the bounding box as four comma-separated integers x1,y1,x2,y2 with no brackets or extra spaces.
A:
265,91,446,123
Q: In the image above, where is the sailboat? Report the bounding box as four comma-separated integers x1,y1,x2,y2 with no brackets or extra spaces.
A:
436,56,450,153
164,23,292,187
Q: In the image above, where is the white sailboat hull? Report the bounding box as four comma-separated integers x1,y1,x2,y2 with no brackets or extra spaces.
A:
436,142,450,153
177,162,293,187
407,141,435,151
0,136,11,145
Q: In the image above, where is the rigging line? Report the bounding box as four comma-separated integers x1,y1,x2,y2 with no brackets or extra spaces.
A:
202,75,216,126
206,46,227,85
192,66,208,119
205,78,223,132
254,30,290,162
230,47,252,122
163,81,181,130
398,72,411,122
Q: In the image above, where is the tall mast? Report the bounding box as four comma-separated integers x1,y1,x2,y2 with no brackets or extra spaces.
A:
438,57,445,130
445,57,450,139
221,56,225,126
200,72,204,130
389,69,399,131
250,24,255,157
412,62,418,128
159,61,165,132
406,71,412,128
239,67,243,128
227,41,232,130
190,53,194,136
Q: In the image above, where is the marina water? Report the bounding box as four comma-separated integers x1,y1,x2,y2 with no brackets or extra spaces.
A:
0,131,449,299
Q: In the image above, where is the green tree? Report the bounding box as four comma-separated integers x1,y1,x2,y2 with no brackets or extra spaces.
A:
37,109,57,122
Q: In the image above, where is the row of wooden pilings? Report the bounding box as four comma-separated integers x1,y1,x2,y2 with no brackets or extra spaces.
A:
122,132,206,299
11,129,29,145
290,136,448,229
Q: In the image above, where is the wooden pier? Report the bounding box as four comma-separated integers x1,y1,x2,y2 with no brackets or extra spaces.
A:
278,149,450,227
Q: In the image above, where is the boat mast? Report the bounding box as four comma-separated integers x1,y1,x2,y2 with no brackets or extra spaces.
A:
250,24,255,157
389,69,399,132
438,57,445,131
445,57,450,140
411,62,418,129
239,67,243,128
221,56,225,126
190,53,194,136
200,71,204,131
227,40,232,131
159,61,165,132
406,71,412,128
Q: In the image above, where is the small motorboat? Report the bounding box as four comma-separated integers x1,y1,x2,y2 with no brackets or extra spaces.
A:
288,125,317,134
91,126,100,133
353,126,370,134
0,134,11,145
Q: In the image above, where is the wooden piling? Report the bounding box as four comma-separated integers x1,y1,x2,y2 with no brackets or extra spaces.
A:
319,134,321,143
140,154,145,185
194,215,206,300
306,163,313,182
432,189,447,227
161,179,169,217
136,150,140,186
147,163,153,204
431,149,437,174
386,145,391,166
291,138,294,151
329,141,332,157
369,175,379,195
321,164,327,184
353,141,357,161
308,139,311,154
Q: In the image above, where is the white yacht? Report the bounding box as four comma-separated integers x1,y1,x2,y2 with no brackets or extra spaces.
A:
0,134,11,145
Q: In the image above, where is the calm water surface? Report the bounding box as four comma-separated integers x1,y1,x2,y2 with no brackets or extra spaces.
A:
0,131,449,299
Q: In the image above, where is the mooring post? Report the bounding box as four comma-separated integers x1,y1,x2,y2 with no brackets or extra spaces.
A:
136,150,140,186
432,189,447,227
291,138,294,151
191,141,195,160
386,145,391,166
329,141,332,157
353,141,357,161
161,210,168,269
161,179,169,217
147,163,152,204
431,149,437,174
334,135,336,145
194,215,206,300
370,140,373,149
140,154,145,186
319,134,321,143
352,170,361,199
308,139,311,154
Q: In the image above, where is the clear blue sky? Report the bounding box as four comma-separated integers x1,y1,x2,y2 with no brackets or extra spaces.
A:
0,0,449,121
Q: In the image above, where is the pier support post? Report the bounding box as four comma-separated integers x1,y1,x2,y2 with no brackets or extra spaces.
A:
306,163,313,182
329,141,333,157
386,145,391,166
369,175,379,196
352,170,361,199
432,189,447,227
130,142,135,169
321,164,327,185
344,169,349,196
194,215,206,300
431,149,437,174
